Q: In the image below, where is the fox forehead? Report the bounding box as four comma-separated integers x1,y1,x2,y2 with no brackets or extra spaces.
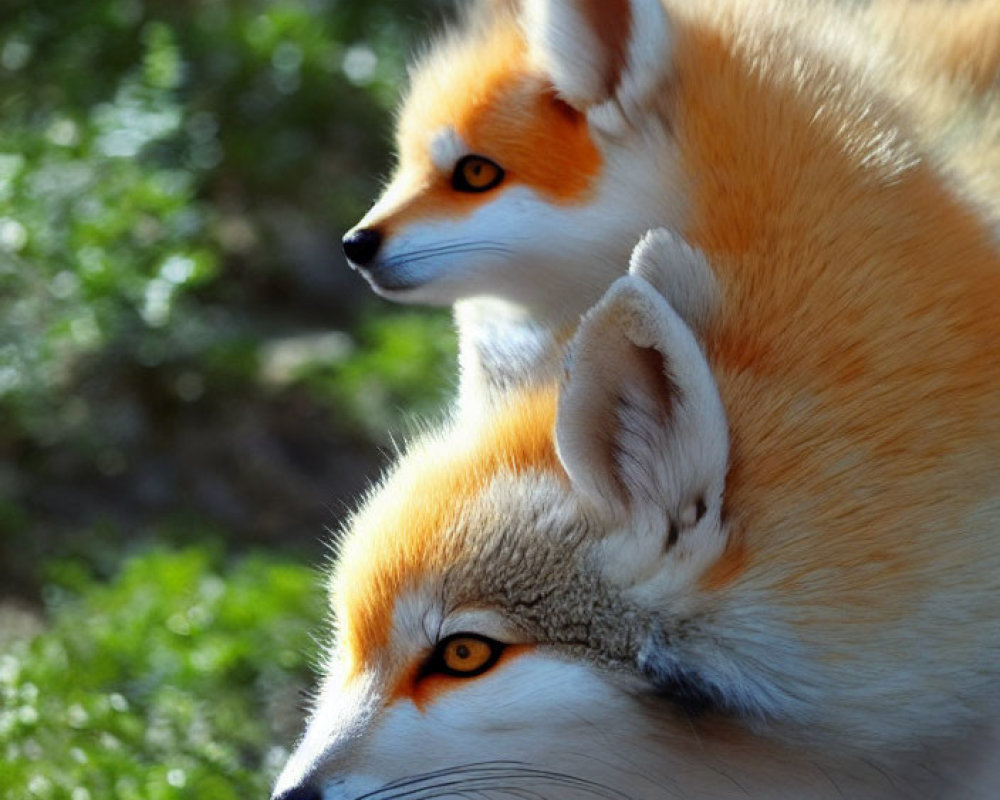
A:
398,7,528,148
332,388,567,670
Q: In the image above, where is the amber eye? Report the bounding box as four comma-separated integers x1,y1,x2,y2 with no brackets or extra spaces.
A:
452,155,505,193
426,633,504,678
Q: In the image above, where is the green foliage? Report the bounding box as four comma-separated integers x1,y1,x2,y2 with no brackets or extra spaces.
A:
2,6,207,449
291,310,459,439
0,0,457,569
0,2,458,793
0,547,323,799
0,0,450,455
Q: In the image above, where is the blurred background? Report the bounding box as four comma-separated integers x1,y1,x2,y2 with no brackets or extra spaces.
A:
0,1,455,797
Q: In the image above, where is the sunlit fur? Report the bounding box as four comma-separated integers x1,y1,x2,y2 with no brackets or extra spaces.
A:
343,0,1000,324
861,0,1000,219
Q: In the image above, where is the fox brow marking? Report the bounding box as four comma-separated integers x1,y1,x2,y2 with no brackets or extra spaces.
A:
429,125,468,171
349,761,636,800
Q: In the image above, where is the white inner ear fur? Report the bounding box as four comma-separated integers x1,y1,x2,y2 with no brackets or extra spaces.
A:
618,0,673,107
523,0,611,109
556,275,729,578
524,0,674,132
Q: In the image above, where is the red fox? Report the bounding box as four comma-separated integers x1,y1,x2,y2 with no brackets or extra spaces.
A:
274,223,999,798
272,1,1000,798
340,0,1000,325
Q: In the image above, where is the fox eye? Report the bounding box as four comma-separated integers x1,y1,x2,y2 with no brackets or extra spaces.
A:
424,633,504,678
452,155,505,193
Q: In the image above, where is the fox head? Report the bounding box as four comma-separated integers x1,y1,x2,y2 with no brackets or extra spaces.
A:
273,234,1000,800
341,0,1000,323
341,0,685,323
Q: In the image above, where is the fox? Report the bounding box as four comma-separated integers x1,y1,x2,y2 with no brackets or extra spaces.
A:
340,0,1000,328
273,214,1000,799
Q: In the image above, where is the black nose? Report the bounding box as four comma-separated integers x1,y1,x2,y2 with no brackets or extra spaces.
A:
342,227,382,266
272,786,322,800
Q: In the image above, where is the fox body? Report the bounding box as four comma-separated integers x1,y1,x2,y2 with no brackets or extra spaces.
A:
341,0,1000,325
275,1,1000,798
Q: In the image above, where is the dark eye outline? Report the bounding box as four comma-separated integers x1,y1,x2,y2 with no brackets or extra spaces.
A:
419,632,506,679
451,155,505,193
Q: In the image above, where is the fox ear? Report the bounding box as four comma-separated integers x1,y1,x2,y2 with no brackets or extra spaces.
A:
455,298,565,422
627,228,720,336
523,0,673,116
555,273,728,523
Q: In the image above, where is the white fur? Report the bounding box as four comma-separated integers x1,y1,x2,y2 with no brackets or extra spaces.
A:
524,0,673,120
356,125,684,324
428,125,467,171
438,607,524,642
275,650,978,800
274,272,1000,798
451,229,718,424
523,0,608,109
347,0,683,324
628,228,720,333
617,0,673,111
277,655,653,799
454,297,564,423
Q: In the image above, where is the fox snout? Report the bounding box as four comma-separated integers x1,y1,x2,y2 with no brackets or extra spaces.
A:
341,224,421,296
342,227,382,268
271,785,320,800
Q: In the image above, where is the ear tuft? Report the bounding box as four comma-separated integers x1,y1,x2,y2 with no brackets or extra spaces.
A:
524,0,673,115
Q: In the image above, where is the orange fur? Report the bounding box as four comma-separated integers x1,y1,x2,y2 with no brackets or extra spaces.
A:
277,6,1000,794
335,388,561,671
348,2,1000,631
380,76,601,237
699,536,749,592
669,9,1000,604
455,80,601,204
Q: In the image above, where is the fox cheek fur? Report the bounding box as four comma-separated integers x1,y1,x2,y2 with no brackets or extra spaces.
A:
341,0,687,323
